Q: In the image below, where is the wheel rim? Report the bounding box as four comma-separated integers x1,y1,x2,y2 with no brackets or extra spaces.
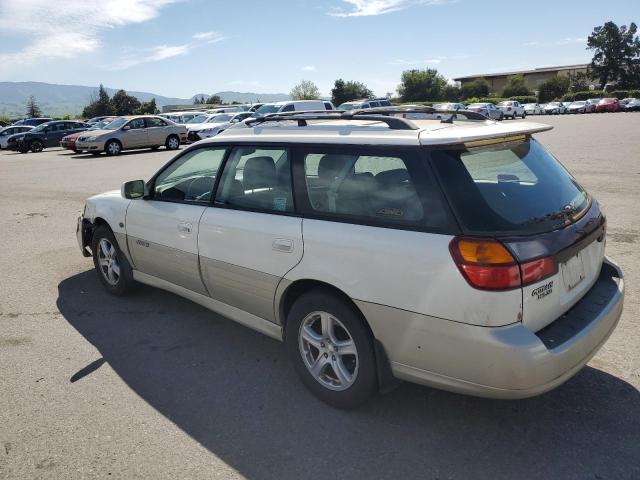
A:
32,141,43,152
107,142,120,155
168,137,179,149
298,311,358,391
97,238,120,286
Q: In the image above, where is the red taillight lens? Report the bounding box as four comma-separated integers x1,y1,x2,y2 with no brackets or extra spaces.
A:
459,264,521,290
520,257,556,285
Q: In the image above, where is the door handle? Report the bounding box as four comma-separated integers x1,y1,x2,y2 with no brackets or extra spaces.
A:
272,238,293,253
177,222,193,234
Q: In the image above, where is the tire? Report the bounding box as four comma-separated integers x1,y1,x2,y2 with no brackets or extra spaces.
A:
150,145,160,150
73,149,81,153
18,146,29,154
285,290,377,409
91,225,136,296
105,139,122,156
165,135,180,150
30,140,44,153
521,111,526,118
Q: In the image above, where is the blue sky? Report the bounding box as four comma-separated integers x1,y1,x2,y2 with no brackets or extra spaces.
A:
0,0,636,98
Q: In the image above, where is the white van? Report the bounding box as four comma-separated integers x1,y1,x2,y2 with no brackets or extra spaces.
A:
252,100,328,117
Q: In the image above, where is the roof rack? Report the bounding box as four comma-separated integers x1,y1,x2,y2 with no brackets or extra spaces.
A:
244,110,419,130
354,106,489,121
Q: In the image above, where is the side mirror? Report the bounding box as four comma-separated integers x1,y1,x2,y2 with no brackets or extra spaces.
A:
121,180,146,199
122,125,131,131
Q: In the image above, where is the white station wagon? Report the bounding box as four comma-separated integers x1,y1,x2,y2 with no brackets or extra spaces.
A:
77,108,624,409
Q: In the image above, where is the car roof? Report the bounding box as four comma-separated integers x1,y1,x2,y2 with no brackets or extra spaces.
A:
198,116,552,147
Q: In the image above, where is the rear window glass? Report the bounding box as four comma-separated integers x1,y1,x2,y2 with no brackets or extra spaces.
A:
431,139,589,235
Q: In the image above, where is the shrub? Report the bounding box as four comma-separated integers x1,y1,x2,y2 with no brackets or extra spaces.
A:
460,79,490,99
538,76,570,103
502,75,531,97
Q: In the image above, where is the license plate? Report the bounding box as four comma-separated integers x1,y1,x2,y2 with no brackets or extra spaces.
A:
561,252,585,291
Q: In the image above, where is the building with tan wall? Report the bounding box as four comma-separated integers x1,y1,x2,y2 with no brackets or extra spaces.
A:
453,64,593,95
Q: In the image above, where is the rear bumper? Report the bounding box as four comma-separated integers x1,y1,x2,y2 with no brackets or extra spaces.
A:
358,258,624,399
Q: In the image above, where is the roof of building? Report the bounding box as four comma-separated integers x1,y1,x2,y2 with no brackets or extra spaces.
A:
453,64,589,81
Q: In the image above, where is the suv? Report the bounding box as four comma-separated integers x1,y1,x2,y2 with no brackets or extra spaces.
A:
74,115,187,155
252,100,330,117
77,108,624,409
497,101,526,119
337,98,392,111
17,120,90,153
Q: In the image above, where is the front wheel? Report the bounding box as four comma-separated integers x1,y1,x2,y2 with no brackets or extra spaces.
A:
91,226,136,296
165,135,180,150
105,140,122,156
521,111,526,118
30,140,44,153
285,290,377,409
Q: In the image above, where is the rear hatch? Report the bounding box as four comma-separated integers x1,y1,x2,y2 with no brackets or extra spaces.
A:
430,137,606,332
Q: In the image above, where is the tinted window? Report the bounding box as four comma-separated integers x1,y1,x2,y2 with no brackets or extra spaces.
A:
128,118,146,129
147,117,167,127
215,146,293,213
431,139,589,235
303,150,446,228
281,104,295,112
154,147,227,203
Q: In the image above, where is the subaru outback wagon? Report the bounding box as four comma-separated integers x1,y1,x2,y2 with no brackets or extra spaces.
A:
77,109,624,409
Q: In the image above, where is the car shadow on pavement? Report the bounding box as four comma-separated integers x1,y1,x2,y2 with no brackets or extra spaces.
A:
57,270,640,480
69,148,180,159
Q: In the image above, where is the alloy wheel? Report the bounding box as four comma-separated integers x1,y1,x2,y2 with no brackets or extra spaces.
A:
298,311,359,391
167,137,180,149
97,238,120,286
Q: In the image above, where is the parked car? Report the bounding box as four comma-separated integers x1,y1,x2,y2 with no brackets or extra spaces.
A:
523,103,543,115
248,103,265,112
159,111,206,125
61,118,115,153
86,116,114,124
561,102,572,113
543,102,566,114
337,98,391,111
466,102,504,120
0,125,33,149
567,101,591,114
595,98,621,113
187,112,253,142
433,102,465,111
17,120,90,153
12,117,53,126
623,98,640,111
497,101,526,119
74,115,187,156
205,107,243,114
324,101,336,110
76,108,623,408
252,100,329,117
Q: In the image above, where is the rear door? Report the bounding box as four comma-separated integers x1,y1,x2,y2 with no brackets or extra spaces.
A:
198,145,302,322
45,122,67,147
125,146,227,294
145,117,170,146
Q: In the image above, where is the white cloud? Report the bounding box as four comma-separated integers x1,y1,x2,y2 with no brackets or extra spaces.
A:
302,65,317,71
192,31,227,43
523,37,586,47
0,0,179,68
111,44,192,70
556,37,586,45
330,0,451,17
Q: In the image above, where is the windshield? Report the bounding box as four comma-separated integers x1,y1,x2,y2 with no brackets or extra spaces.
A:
103,117,127,130
207,114,233,123
338,103,360,111
467,103,487,108
431,139,589,235
253,105,281,116
498,102,511,106
571,101,586,106
187,115,208,124
31,123,48,132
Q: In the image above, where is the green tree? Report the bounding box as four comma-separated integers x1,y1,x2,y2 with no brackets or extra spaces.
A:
26,95,42,117
134,98,159,115
441,84,461,101
537,76,570,102
193,95,207,104
588,21,640,88
567,71,594,92
290,80,321,100
331,78,373,106
397,69,447,102
111,89,141,116
502,75,531,97
460,78,490,99
82,84,114,118
206,94,222,105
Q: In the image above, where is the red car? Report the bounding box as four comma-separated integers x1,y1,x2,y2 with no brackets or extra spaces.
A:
61,118,114,152
595,98,620,113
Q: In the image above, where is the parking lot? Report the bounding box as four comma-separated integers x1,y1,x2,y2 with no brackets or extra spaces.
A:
0,113,638,479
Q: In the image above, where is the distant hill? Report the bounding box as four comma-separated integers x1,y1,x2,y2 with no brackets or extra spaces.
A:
0,81,290,117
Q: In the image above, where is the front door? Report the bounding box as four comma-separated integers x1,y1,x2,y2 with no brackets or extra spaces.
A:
125,145,227,294
123,117,148,148
198,145,303,322
145,116,170,146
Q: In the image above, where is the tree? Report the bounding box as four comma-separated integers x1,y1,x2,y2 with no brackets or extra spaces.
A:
331,78,373,106
111,89,141,116
441,84,461,101
460,78,490,100
134,98,159,115
26,95,42,117
537,76,570,103
206,94,222,105
567,71,594,92
290,80,321,100
193,95,207,104
502,75,531,97
397,69,447,102
82,84,114,118
588,21,640,89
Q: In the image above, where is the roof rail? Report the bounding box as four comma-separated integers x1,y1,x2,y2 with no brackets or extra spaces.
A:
244,110,419,130
352,106,489,121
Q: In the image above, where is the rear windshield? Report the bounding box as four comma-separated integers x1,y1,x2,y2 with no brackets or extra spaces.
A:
431,139,589,235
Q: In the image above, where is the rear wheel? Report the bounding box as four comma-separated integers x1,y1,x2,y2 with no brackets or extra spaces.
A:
521,111,526,118
30,140,44,153
91,225,136,296
285,290,377,409
165,135,180,150
105,140,122,156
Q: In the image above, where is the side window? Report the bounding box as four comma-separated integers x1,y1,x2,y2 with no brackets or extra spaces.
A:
128,118,146,129
147,117,167,127
303,150,445,227
281,104,295,112
153,147,226,203
215,146,293,213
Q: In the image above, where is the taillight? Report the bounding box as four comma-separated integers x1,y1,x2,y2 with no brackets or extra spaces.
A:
449,237,556,291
